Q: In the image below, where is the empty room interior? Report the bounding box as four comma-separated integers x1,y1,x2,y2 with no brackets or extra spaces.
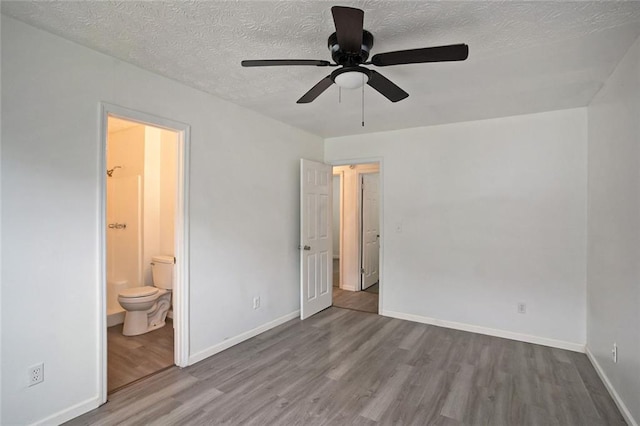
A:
1,1,639,425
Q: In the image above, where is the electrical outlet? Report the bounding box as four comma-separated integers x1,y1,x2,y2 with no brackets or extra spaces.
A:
253,296,260,310
612,343,618,363
517,303,526,314
28,363,44,386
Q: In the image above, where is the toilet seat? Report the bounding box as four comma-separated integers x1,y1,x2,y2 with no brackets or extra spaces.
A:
119,287,159,298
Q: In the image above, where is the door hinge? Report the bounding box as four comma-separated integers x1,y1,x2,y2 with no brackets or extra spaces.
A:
173,257,176,264
361,268,365,274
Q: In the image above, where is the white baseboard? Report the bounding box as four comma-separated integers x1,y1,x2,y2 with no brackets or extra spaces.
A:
340,282,358,292
586,347,637,426
381,310,585,353
30,395,100,426
188,310,300,365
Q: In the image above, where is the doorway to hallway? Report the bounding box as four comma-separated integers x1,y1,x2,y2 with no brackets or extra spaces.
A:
332,163,380,314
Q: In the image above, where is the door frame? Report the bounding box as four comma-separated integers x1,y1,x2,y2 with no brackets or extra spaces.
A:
98,103,191,403
330,158,383,311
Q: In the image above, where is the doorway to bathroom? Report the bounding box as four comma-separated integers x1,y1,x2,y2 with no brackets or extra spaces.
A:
100,104,190,400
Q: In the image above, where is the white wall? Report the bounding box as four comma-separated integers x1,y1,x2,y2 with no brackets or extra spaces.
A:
0,16,323,425
326,108,588,348
587,36,640,425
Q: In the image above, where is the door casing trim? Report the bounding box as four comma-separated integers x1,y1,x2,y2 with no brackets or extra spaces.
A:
98,102,191,404
329,157,383,313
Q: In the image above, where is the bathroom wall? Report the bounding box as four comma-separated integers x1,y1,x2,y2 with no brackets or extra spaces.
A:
107,124,145,177
159,129,177,257
142,126,177,285
142,126,161,286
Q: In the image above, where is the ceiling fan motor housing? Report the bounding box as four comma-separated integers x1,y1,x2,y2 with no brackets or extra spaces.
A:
328,30,374,65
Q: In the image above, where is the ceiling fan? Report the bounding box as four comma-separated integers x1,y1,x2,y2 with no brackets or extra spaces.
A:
241,6,469,104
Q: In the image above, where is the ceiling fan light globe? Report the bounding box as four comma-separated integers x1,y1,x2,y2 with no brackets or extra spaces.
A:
334,71,368,89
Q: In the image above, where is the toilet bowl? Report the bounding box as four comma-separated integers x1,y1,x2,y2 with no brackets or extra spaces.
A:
118,286,171,336
118,255,174,336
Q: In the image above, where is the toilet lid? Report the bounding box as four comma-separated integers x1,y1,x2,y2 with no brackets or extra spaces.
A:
119,287,159,298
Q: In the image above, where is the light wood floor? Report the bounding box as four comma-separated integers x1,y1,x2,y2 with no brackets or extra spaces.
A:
69,308,624,425
107,319,174,393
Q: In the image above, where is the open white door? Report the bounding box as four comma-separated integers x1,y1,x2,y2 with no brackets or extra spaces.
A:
361,173,380,290
300,159,332,319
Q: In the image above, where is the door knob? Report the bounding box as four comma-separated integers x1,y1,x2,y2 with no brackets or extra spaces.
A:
298,245,311,251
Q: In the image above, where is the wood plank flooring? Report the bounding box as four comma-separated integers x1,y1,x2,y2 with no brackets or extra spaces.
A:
365,282,379,294
68,308,624,425
107,319,174,393
332,258,379,313
333,287,378,313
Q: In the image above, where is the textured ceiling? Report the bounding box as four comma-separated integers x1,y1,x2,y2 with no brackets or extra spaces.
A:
3,1,640,137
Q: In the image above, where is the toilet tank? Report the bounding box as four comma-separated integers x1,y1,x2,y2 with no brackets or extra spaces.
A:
151,255,174,290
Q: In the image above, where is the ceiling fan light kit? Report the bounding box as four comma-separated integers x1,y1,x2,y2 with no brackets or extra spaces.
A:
333,67,369,89
242,5,469,106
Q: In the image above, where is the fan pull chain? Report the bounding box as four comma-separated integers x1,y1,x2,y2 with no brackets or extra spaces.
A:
361,74,365,127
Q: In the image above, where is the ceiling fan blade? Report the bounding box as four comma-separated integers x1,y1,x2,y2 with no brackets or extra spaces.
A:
367,70,409,102
242,59,331,67
371,44,469,67
297,76,334,103
331,6,364,54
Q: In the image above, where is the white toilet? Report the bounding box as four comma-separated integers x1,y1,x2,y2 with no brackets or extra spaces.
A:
118,255,174,336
